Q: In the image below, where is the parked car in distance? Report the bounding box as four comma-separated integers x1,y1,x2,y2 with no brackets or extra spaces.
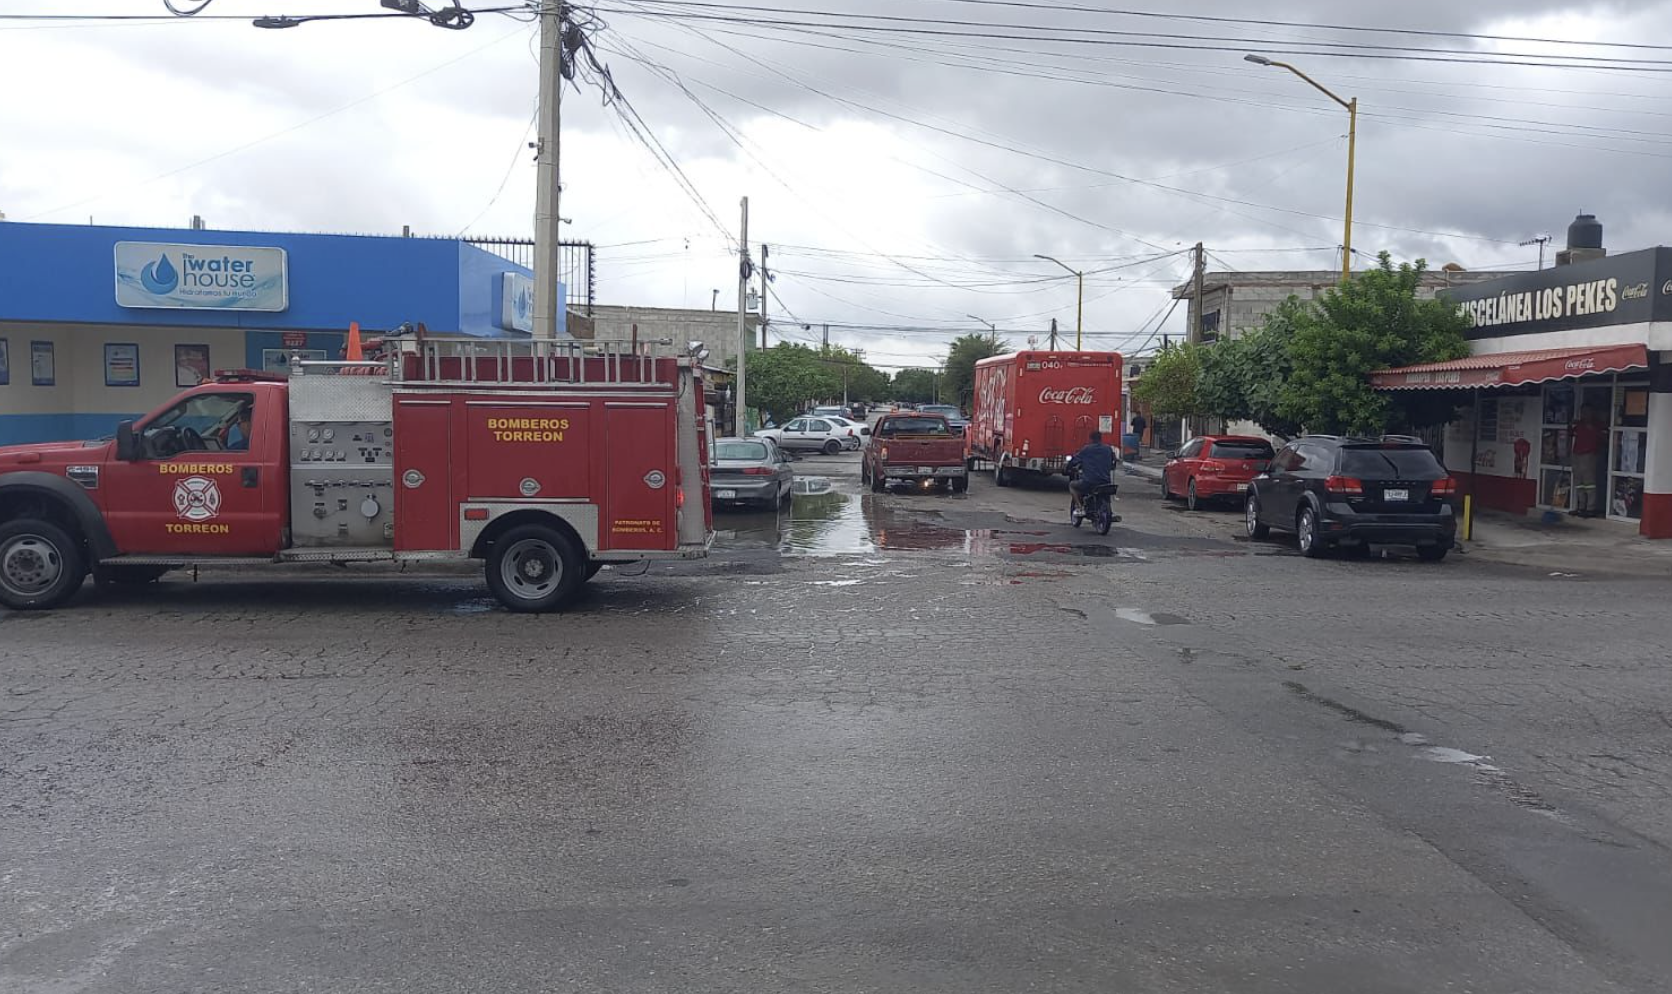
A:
755,416,860,454
849,403,867,421
811,405,850,419
1245,435,1458,560
710,436,794,510
1162,435,1276,511
863,413,969,492
917,404,967,434
823,414,871,441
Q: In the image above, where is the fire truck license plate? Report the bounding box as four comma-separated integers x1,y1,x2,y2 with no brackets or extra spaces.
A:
917,466,933,474
716,489,737,499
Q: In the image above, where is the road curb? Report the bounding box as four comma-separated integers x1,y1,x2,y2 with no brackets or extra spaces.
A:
1122,461,1163,482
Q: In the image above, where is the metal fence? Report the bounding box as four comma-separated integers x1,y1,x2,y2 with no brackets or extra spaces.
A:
466,237,596,316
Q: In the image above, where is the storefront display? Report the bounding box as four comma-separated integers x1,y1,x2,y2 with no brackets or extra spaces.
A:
1375,244,1672,539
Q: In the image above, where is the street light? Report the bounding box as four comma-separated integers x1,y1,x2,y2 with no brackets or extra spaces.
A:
1033,254,1083,349
966,314,996,332
1245,53,1357,283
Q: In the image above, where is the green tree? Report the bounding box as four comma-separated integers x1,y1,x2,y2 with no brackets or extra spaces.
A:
742,344,840,424
892,368,937,403
942,332,1008,410
1132,341,1208,420
1196,299,1304,439
1277,253,1469,435
815,346,890,402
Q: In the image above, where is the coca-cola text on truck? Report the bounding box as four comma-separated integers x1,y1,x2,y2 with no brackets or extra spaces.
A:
0,333,713,613
966,350,1123,486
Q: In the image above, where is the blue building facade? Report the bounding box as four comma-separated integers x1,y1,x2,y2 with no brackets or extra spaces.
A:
0,222,560,444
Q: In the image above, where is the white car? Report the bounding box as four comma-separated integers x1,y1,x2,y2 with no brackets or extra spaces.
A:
823,415,871,442
756,416,862,454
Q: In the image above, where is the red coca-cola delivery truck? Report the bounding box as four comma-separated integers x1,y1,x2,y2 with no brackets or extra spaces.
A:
0,332,713,613
967,350,1124,486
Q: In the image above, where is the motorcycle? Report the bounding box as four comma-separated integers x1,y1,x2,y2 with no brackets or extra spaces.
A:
1066,456,1120,536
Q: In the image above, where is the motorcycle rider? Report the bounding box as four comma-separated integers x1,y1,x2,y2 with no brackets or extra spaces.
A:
1067,430,1117,521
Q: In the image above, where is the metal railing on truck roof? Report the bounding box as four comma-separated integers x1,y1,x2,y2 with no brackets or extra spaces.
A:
289,334,696,389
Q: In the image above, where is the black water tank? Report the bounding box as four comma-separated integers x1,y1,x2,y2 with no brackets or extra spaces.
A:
1568,212,1603,250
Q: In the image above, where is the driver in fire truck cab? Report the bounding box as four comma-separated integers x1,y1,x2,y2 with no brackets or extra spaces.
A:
1067,430,1116,513
220,403,254,451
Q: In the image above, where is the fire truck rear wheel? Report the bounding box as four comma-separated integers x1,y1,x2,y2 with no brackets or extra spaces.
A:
0,518,87,611
486,524,584,613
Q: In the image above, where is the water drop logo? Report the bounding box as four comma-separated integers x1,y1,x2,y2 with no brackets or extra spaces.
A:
140,253,179,295
514,285,532,324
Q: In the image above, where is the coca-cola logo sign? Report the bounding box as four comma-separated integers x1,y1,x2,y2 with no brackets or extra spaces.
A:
1039,386,1095,404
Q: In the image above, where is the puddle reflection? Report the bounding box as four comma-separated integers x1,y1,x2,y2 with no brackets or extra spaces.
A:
714,486,1143,561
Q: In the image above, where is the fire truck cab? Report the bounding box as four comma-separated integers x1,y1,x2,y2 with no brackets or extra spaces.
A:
0,333,713,613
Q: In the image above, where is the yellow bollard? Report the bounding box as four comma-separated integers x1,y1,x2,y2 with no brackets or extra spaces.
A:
1461,494,1473,542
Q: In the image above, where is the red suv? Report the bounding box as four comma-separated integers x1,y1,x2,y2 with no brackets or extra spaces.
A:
1162,435,1276,511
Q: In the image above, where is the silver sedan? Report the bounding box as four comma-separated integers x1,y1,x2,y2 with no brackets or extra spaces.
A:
710,437,794,510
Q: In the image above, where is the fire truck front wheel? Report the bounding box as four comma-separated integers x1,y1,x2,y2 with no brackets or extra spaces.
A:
0,518,87,611
486,523,585,613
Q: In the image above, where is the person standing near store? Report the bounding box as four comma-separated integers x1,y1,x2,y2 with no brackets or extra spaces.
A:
1570,404,1604,517
1131,410,1148,458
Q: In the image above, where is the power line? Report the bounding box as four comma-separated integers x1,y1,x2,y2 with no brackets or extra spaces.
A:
618,20,1530,243
659,15,1672,160
917,0,1672,54
598,3,1672,73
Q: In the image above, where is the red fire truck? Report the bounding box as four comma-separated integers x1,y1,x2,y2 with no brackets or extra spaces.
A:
967,350,1124,486
0,332,713,613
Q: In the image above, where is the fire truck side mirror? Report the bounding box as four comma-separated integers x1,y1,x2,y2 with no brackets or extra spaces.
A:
115,421,139,461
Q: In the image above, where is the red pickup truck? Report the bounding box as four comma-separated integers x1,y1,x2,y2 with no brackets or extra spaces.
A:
862,413,969,493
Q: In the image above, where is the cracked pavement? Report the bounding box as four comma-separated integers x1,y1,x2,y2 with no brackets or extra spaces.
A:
4,451,1671,992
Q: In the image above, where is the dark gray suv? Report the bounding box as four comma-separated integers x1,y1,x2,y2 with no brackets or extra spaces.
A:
1245,435,1458,560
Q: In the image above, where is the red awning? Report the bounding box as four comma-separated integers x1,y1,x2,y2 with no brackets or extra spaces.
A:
1370,344,1649,391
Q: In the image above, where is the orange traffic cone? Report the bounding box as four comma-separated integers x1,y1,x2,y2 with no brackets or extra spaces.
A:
345,321,364,361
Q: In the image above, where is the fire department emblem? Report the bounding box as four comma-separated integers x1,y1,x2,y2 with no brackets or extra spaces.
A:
172,476,222,522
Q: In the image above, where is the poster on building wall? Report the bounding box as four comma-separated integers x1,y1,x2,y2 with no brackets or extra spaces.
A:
30,341,53,386
0,339,9,386
175,344,211,387
104,343,140,387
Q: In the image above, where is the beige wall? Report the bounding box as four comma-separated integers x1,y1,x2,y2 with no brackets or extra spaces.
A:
0,321,245,418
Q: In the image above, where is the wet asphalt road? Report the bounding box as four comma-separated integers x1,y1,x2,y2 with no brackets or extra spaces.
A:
4,449,1672,992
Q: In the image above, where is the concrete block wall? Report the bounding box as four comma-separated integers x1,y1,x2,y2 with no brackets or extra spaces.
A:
583,306,760,371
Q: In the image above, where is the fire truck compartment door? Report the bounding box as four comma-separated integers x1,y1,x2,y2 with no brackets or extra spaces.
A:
393,400,455,551
603,402,676,551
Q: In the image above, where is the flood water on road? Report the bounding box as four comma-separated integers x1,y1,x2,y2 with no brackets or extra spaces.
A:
713,480,1148,561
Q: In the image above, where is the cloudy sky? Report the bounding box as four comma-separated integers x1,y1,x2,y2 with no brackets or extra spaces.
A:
4,1,1671,368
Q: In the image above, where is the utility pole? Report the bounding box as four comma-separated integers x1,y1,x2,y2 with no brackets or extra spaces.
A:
757,245,769,350
1190,242,1206,345
1049,318,1059,350
532,3,565,340
822,324,829,350
735,196,750,438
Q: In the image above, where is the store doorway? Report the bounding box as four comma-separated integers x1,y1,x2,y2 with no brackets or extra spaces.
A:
1537,383,1574,511
1536,377,1649,520
1609,383,1649,522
